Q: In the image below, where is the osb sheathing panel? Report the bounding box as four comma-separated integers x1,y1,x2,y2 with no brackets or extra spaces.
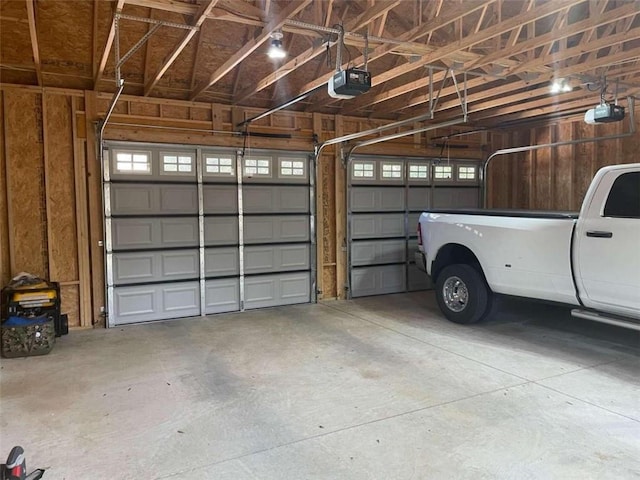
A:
60,284,80,328
0,92,10,287
0,69,36,86
44,94,79,282
38,0,92,77
130,102,160,118
0,2,31,66
144,9,196,92
162,105,190,120
4,91,48,278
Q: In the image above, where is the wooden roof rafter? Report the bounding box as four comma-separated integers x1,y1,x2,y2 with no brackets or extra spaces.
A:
25,0,41,86
95,0,126,88
190,0,312,101
234,0,401,104
274,0,495,107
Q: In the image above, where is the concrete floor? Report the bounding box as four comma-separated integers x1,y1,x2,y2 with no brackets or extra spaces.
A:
1,292,638,479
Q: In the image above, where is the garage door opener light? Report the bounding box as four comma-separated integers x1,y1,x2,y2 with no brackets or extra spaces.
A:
268,31,286,59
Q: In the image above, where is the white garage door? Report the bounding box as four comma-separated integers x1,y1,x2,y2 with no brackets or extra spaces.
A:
348,156,480,298
104,142,314,326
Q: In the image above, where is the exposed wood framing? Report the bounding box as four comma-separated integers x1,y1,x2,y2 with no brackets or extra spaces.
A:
334,114,346,300
285,0,494,104
94,0,126,89
144,0,220,96
72,96,92,327
190,0,312,100
25,0,42,86
234,0,401,103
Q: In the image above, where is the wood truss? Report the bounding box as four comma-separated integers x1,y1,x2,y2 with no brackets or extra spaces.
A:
2,0,639,126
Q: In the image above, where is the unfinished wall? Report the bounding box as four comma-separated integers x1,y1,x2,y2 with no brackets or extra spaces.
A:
0,83,485,328
0,88,88,327
487,107,639,210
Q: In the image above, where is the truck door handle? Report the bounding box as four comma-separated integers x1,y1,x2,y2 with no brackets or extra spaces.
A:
586,231,613,238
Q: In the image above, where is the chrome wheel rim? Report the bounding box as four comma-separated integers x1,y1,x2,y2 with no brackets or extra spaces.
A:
442,276,468,312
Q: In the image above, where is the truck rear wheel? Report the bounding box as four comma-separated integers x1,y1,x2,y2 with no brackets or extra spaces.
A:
435,264,492,324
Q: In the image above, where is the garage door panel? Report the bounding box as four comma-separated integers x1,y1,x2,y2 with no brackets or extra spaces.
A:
113,252,155,284
351,265,406,297
203,185,238,214
351,213,404,239
244,244,309,274
162,283,200,312
244,272,310,309
161,250,199,278
243,185,309,214
106,144,312,325
351,239,405,266
351,187,404,212
408,213,421,236
159,218,199,247
112,219,156,250
244,215,309,244
111,184,156,215
205,278,240,314
205,247,239,277
112,281,201,324
408,187,431,211
159,185,198,213
113,249,199,284
433,188,479,208
204,217,239,246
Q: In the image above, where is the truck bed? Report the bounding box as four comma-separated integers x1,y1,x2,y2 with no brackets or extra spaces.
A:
424,209,578,220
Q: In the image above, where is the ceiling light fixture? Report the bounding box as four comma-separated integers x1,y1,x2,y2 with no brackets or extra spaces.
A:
268,31,286,59
550,78,572,94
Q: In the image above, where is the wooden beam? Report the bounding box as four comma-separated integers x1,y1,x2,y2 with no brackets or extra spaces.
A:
92,0,99,78
144,0,219,96
235,0,400,104
470,2,638,70
25,0,42,86
71,97,92,327
280,0,493,105
190,0,312,101
94,0,126,89
346,0,630,115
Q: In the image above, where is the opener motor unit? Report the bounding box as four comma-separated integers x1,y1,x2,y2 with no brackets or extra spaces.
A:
328,68,371,99
584,103,625,124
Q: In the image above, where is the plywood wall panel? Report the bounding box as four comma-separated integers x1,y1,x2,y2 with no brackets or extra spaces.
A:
60,284,80,328
533,127,551,210
4,91,48,278
44,94,78,282
555,123,574,211
573,122,596,209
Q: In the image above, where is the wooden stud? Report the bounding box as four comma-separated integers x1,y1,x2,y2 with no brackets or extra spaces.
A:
72,97,93,327
94,0,126,89
25,0,42,86
334,114,346,300
0,92,9,287
84,90,104,326
313,113,324,299
41,94,53,280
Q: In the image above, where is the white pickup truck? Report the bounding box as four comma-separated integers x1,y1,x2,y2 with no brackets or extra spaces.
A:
415,163,640,330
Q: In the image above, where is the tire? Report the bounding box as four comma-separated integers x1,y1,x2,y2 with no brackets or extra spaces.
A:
435,264,492,325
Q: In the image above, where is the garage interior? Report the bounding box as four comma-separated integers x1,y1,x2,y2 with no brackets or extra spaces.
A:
0,0,639,478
